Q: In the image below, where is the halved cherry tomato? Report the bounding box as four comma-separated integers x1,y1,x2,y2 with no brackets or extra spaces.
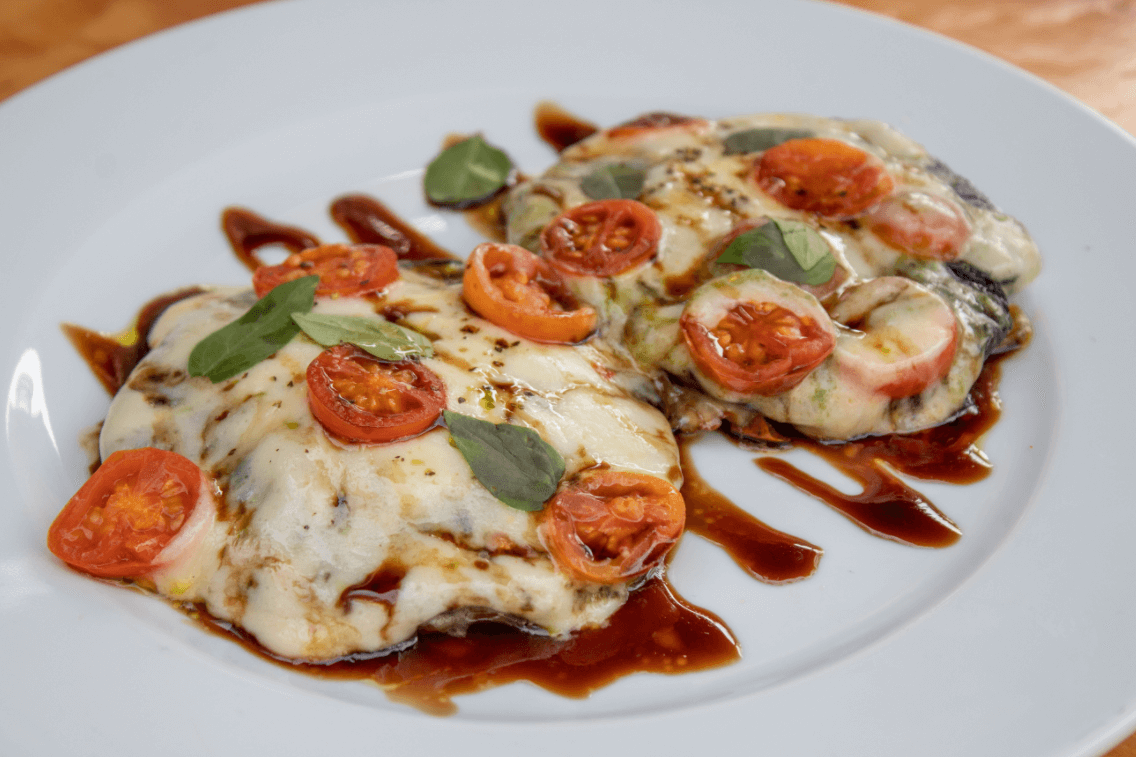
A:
306,344,446,444
756,138,894,218
540,199,661,277
463,243,597,344
606,111,709,140
828,277,958,398
541,471,685,585
681,270,837,396
863,191,971,261
47,448,212,579
252,243,399,298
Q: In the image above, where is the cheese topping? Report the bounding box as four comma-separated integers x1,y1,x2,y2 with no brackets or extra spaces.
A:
99,270,679,660
505,113,1038,439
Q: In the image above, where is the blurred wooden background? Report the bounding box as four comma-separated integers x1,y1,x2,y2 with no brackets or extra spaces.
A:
3,0,1136,136
2,0,1135,754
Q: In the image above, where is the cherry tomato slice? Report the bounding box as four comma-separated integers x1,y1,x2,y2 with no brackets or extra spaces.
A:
863,191,971,261
541,471,685,585
463,243,597,344
540,199,662,277
306,344,446,444
47,448,209,579
252,243,399,298
756,138,894,218
828,277,959,398
606,111,709,140
681,271,837,396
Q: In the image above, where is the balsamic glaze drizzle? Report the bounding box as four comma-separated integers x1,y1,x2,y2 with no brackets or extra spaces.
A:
62,109,1025,712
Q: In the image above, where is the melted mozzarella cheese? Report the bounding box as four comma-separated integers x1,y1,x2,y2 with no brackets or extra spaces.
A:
504,112,1038,439
100,270,679,660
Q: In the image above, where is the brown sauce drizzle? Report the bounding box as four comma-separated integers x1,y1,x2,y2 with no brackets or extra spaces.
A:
340,564,405,611
462,194,509,243
330,194,458,261
534,101,599,152
221,207,321,272
757,457,961,548
752,353,1011,548
664,260,714,299
189,575,738,716
64,174,1028,712
679,439,823,582
61,287,204,395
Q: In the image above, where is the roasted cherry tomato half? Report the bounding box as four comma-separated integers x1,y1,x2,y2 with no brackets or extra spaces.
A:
605,111,709,140
756,138,894,218
306,344,446,444
828,277,959,399
252,243,399,298
681,270,837,396
463,243,597,344
540,199,661,277
863,191,971,261
47,448,213,579
541,471,685,585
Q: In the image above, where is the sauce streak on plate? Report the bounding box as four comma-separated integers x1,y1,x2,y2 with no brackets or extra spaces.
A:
680,440,823,583
221,207,320,271
62,287,204,395
190,575,739,716
61,189,1024,715
331,194,459,261
754,349,1016,547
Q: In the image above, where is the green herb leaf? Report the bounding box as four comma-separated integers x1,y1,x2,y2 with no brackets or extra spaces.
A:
423,134,513,207
716,219,835,286
443,410,565,512
188,276,318,383
775,219,832,272
722,127,814,155
292,312,434,361
580,163,646,200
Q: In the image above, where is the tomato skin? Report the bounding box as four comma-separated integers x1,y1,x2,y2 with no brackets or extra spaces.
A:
306,344,446,444
540,199,662,277
252,243,399,299
680,271,837,396
863,191,971,261
828,277,959,399
47,448,209,579
606,112,709,140
462,243,597,344
541,472,685,585
756,138,894,218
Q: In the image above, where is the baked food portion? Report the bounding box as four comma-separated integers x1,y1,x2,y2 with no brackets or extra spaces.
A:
69,262,681,662
503,112,1039,439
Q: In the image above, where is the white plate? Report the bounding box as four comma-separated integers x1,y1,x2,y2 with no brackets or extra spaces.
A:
2,0,1133,754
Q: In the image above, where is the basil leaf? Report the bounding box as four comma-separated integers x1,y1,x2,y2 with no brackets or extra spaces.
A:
424,134,513,207
188,276,318,383
443,410,565,512
774,219,832,272
716,220,835,286
581,163,646,200
292,312,434,361
723,127,813,155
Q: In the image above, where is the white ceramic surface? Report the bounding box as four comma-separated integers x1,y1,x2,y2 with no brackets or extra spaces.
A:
2,0,1133,755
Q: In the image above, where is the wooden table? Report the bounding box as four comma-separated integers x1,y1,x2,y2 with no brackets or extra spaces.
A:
3,0,1134,753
